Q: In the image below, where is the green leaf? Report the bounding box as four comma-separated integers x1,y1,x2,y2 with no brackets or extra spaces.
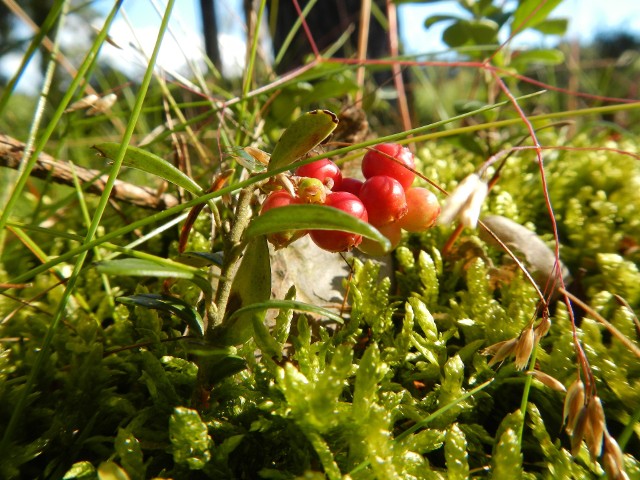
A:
491,410,524,479
352,344,386,414
63,462,96,479
467,19,499,44
175,251,225,268
96,258,196,278
218,236,271,345
424,14,460,29
445,424,470,480
267,109,339,172
228,299,345,332
169,407,212,470
443,21,470,48
532,18,568,35
116,294,204,337
244,204,391,252
251,313,283,359
97,258,212,301
93,142,203,195
511,49,565,69
114,429,145,480
511,0,563,34
97,461,130,480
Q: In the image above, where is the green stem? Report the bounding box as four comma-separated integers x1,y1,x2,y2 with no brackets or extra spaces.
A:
517,340,540,443
0,0,69,256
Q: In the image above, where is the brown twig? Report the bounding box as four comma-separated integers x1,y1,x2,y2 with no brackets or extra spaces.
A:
559,287,640,359
0,134,178,210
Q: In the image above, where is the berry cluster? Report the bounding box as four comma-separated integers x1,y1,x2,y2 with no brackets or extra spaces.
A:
261,143,441,254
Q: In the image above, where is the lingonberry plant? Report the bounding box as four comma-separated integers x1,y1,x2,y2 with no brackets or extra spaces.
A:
1,1,639,479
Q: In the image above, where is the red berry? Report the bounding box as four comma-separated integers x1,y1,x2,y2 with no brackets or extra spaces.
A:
310,192,368,252
358,221,403,256
362,143,415,190
397,187,441,232
295,159,343,190
261,191,306,248
358,175,408,227
335,177,364,196
261,190,298,213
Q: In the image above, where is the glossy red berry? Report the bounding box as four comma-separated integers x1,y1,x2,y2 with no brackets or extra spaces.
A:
397,187,441,232
295,159,342,190
335,177,364,196
358,175,408,227
310,192,368,252
362,143,415,190
261,190,298,212
261,191,306,248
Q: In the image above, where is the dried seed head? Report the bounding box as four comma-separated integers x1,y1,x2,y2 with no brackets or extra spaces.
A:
87,93,117,115
486,338,518,367
534,316,551,338
526,370,566,392
602,430,629,480
514,327,535,370
438,173,488,229
570,406,588,456
65,94,99,113
563,378,585,433
584,396,605,459
459,180,488,229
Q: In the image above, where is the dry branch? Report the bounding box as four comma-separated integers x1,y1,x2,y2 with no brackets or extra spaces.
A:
0,134,178,210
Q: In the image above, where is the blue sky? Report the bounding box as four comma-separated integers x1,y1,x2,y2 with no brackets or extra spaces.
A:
5,0,640,92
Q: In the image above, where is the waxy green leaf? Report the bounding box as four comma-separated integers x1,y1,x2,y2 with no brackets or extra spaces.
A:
94,142,203,195
244,204,391,252
116,293,204,337
267,109,338,172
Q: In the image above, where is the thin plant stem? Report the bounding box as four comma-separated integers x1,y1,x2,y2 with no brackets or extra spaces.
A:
0,0,175,450
274,0,318,67
517,341,539,443
0,0,70,254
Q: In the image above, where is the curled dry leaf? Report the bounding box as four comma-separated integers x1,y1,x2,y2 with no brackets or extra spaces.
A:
244,146,270,166
514,327,535,370
526,370,566,392
563,378,585,434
